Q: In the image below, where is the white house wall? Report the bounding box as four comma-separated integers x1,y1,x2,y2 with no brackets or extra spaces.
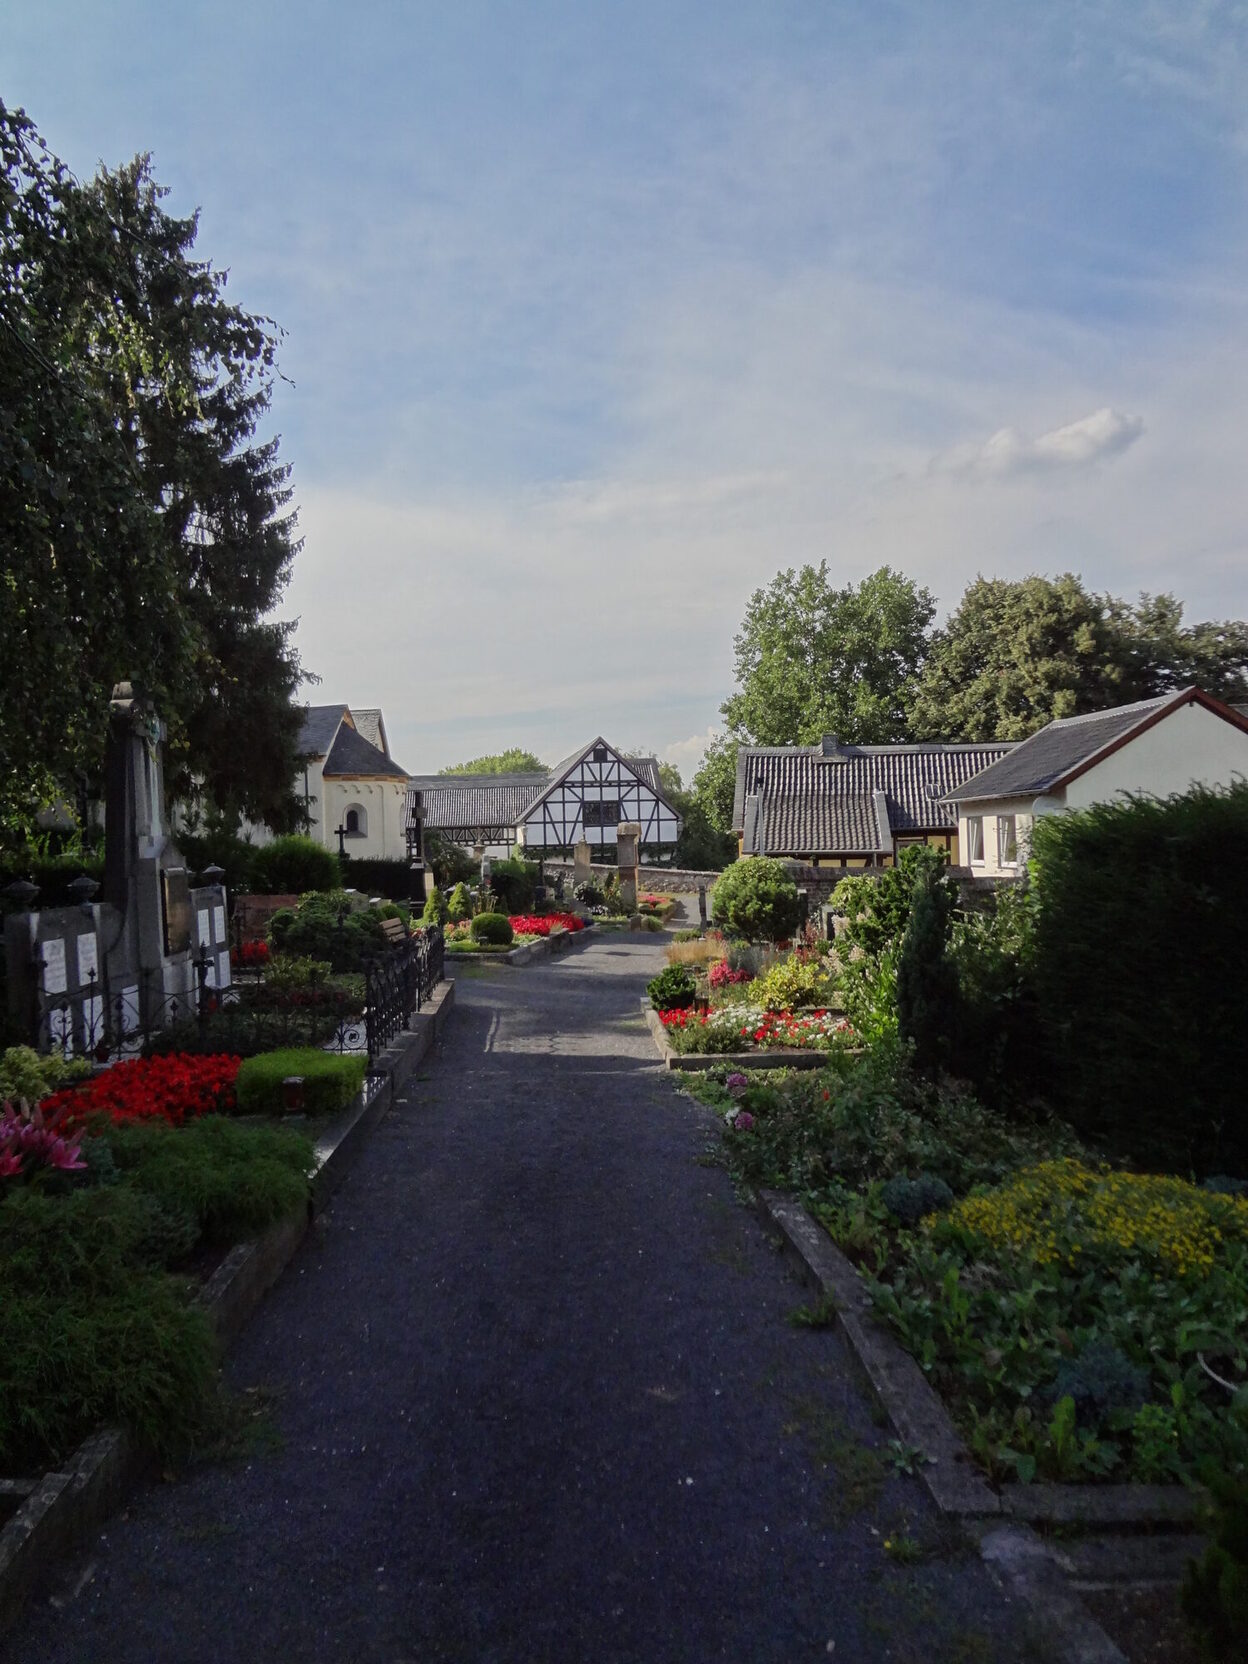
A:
520,754,679,850
1065,701,1248,810
322,777,409,861
958,796,1034,879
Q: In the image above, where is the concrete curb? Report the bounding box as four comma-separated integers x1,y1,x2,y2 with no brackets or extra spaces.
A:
0,977,455,1637
446,926,592,967
754,1188,1139,1664
641,1000,832,1072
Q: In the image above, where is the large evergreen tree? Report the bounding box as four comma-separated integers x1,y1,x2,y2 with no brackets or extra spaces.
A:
0,102,306,837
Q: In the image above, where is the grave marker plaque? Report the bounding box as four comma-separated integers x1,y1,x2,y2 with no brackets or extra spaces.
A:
41,938,67,996
161,868,192,956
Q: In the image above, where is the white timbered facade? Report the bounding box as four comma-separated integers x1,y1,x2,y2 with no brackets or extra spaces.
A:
404,738,681,856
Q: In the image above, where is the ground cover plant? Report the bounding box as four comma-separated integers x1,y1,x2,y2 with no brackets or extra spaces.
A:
0,1114,314,1472
685,1043,1248,1488
41,1053,241,1129
660,1004,853,1054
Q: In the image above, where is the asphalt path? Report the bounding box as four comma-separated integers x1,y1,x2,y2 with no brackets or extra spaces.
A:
4,930,1031,1663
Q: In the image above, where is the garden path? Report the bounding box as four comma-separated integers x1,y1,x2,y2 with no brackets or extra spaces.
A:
2,931,1031,1664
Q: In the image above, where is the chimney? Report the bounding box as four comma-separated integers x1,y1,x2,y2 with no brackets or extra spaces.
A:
821,735,844,759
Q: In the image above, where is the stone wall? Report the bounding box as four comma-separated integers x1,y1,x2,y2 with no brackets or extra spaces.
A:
542,860,725,894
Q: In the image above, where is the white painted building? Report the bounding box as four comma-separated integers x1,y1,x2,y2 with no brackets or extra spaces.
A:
947,688,1248,877
282,704,410,862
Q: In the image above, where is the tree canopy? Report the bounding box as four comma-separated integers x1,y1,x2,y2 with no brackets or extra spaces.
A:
0,102,306,838
439,749,547,775
721,564,936,748
910,575,1248,741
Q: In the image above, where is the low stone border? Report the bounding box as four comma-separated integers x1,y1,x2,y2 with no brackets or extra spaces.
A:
756,1187,1202,1664
446,926,592,967
0,978,455,1637
641,1000,832,1072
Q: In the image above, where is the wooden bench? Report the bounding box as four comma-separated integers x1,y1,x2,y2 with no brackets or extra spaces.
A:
379,916,409,948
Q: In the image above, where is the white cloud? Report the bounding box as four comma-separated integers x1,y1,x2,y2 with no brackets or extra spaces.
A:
943,408,1146,478
663,728,723,785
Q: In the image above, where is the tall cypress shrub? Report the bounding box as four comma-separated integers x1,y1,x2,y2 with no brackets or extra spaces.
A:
1028,783,1248,1174
896,868,958,1075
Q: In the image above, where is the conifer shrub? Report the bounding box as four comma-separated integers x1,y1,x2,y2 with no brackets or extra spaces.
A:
447,882,473,922
420,887,449,929
896,865,959,1074
711,857,802,943
1028,783,1248,1174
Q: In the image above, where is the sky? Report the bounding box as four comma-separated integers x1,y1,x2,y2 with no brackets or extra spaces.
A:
7,2,1248,781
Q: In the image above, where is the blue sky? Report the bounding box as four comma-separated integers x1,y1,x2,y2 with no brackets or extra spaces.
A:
7,2,1248,778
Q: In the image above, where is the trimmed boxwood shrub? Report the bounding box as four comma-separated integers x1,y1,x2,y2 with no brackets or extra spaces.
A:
647,965,697,1011
711,857,802,943
267,891,387,971
471,912,514,946
1028,782,1248,1174
235,1047,367,1116
251,835,340,896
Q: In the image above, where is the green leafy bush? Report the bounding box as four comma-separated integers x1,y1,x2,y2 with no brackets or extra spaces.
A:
486,857,536,913
1183,1469,1248,1660
250,834,340,895
573,880,604,908
267,890,387,971
0,1044,88,1105
1048,1340,1150,1426
337,856,414,899
711,857,802,943
1028,783,1248,1174
470,912,514,946
628,914,664,932
748,953,837,1011
647,965,697,1011
235,1047,366,1116
896,864,959,1074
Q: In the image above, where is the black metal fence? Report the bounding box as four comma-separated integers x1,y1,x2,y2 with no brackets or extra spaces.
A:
363,928,443,1060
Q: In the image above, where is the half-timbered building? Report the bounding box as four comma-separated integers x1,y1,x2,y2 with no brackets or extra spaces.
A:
404,739,681,857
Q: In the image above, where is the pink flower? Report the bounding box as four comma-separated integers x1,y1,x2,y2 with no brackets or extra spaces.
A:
732,1111,755,1132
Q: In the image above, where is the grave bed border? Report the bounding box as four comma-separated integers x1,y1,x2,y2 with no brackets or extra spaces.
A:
756,1186,1205,1664
0,977,456,1637
445,923,593,967
642,999,834,1071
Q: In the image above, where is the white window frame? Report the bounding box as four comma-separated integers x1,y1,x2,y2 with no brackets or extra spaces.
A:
997,814,1018,867
344,803,368,838
966,815,984,865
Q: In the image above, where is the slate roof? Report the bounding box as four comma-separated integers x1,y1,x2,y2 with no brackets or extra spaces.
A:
350,708,388,756
732,740,1016,853
297,704,349,759
323,724,409,779
946,689,1212,802
404,773,551,835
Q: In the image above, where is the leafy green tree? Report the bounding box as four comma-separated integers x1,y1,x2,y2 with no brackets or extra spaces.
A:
439,749,546,775
690,734,740,835
721,564,936,746
0,103,307,837
911,575,1248,742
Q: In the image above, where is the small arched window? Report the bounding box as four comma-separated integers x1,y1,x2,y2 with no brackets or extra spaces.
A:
344,804,367,837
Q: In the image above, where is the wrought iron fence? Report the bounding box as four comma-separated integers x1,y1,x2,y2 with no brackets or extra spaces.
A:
363,928,443,1060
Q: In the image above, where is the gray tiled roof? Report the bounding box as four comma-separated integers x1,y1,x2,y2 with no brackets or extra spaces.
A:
323,724,409,779
297,704,349,759
946,692,1183,802
404,774,550,835
742,789,890,856
732,741,1016,852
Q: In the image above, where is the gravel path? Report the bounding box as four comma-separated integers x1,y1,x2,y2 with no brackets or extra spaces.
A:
4,932,1031,1663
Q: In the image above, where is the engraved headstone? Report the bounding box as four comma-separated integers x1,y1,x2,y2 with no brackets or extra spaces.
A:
616,824,640,913
573,838,592,890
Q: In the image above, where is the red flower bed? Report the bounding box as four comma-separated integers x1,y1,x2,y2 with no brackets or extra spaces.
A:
42,1053,241,1132
508,913,587,938
232,939,270,968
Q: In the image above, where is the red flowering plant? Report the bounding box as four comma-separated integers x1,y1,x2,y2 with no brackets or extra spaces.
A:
232,939,271,969
41,1053,241,1133
708,960,750,990
508,913,586,939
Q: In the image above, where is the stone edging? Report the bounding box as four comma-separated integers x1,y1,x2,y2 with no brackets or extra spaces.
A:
757,1187,1202,1664
446,926,592,967
641,1000,831,1072
0,978,456,1637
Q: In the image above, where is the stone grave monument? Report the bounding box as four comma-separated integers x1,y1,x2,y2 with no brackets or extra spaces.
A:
4,682,231,1057
616,823,641,913
572,837,592,891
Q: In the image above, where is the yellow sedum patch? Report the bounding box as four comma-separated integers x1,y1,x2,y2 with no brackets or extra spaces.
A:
938,1159,1248,1278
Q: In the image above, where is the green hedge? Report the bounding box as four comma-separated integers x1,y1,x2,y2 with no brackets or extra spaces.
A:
1029,783,1248,1174
235,1048,367,1116
339,856,416,899
250,835,340,895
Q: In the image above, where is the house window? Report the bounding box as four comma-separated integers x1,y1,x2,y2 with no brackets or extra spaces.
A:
592,745,608,763
583,800,619,828
997,815,1018,866
344,804,367,838
967,816,984,864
